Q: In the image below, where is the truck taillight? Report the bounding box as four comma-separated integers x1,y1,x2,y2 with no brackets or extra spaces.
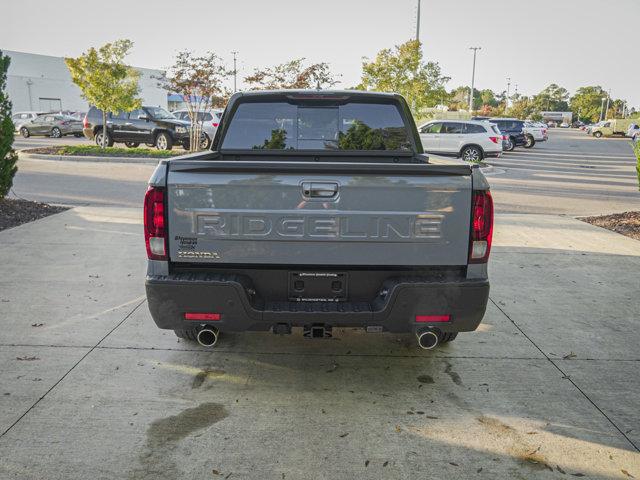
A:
469,190,493,264
83,114,88,129
144,186,167,260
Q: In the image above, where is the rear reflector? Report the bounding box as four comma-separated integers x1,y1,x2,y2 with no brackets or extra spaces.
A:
415,315,451,323
212,122,219,127
489,136,499,144
469,190,494,264
184,313,221,321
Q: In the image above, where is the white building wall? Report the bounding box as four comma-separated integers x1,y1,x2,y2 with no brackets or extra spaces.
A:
4,50,167,113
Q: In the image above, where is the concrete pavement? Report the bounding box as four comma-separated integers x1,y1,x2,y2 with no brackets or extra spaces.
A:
0,206,638,479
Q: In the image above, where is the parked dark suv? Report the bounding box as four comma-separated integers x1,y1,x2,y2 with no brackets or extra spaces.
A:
83,106,191,150
488,118,527,151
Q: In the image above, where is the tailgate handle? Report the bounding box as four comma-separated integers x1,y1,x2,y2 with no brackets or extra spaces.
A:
303,182,338,198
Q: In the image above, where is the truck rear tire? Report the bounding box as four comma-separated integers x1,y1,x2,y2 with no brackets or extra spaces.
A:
174,328,199,342
440,332,458,343
593,131,603,138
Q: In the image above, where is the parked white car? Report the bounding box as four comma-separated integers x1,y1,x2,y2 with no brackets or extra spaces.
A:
418,120,503,162
12,111,45,132
523,121,548,147
626,123,639,141
172,108,223,148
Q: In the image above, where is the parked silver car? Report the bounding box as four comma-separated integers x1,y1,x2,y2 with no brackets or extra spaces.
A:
19,113,84,138
172,108,223,148
12,111,45,132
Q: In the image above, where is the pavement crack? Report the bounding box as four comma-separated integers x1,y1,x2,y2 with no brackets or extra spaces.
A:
0,299,146,440
489,297,639,453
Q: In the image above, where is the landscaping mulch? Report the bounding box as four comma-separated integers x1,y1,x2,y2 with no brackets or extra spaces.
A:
581,211,640,241
23,146,181,158
0,198,68,232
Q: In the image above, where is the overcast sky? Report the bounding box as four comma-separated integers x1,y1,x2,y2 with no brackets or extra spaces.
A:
3,0,639,107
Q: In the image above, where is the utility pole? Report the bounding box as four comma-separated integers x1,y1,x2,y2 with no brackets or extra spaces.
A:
416,0,421,42
506,77,511,108
231,51,238,92
600,97,607,121
468,47,481,113
604,89,611,119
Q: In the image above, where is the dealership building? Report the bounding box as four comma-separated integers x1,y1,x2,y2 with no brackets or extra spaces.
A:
4,50,167,113
540,111,573,125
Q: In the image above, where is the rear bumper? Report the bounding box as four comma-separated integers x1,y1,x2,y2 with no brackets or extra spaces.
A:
145,273,490,334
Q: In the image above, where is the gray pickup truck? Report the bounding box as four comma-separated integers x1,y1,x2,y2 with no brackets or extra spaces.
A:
144,90,493,350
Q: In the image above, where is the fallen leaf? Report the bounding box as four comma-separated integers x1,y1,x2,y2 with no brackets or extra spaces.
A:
621,470,634,478
426,415,439,419
416,411,425,415
16,356,39,361
563,352,577,359
339,433,349,438
365,460,369,467
556,465,566,474
449,462,459,466
526,431,539,435
31,323,44,327
395,425,401,433
212,469,220,475
477,468,483,473
383,461,388,467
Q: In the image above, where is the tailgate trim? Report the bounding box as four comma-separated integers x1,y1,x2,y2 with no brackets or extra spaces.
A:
168,160,472,176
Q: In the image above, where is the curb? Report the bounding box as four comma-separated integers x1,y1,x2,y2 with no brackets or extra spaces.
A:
19,151,162,165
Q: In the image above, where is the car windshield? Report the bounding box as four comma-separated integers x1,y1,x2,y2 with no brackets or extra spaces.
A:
221,101,411,151
145,107,175,120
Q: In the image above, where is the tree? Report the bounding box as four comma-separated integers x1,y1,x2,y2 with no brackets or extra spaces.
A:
0,51,18,199
532,84,569,112
245,58,339,90
65,40,141,148
356,40,450,116
157,51,231,152
570,86,607,123
507,97,538,120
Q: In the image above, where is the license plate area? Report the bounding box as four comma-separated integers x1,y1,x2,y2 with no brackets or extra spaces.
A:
288,272,347,302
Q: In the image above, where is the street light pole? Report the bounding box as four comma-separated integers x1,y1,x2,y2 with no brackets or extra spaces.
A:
506,77,511,108
604,89,611,119
468,47,481,113
231,51,238,92
416,0,421,41
600,98,607,121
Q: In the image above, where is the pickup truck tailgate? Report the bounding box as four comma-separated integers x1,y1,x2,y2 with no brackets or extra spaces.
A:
166,160,472,266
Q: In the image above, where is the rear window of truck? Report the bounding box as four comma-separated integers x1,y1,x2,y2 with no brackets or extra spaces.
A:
221,101,411,151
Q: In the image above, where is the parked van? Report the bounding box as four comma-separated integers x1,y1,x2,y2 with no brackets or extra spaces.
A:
591,119,637,138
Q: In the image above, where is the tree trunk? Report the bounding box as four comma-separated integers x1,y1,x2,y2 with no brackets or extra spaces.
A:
101,110,107,149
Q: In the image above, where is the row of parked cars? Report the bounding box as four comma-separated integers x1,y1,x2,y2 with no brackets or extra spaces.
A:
12,107,224,151
582,119,639,140
417,117,547,161
12,111,85,138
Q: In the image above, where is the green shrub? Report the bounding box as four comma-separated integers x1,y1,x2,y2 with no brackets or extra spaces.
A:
0,51,18,199
58,145,178,158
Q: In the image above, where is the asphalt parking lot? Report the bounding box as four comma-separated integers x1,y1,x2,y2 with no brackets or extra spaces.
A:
1,129,639,479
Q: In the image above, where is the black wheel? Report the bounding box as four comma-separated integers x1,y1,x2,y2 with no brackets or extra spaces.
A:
593,131,603,138
124,142,140,148
461,145,483,162
440,332,458,343
20,127,30,138
524,134,535,148
155,132,173,150
199,133,210,150
174,328,199,342
95,129,114,147
51,127,62,138
505,137,516,151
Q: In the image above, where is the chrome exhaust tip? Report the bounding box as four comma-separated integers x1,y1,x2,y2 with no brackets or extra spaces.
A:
196,328,219,347
416,329,439,350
